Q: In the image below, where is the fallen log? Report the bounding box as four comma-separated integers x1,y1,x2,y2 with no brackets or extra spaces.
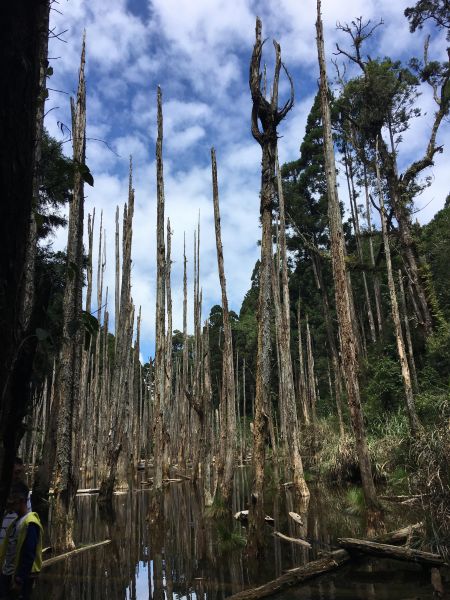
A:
42,540,111,568
273,531,311,549
225,550,349,600
337,538,446,567
288,512,304,526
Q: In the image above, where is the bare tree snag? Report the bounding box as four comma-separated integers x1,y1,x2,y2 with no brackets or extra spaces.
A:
85,210,95,314
248,16,294,555
211,147,236,506
52,35,87,551
274,155,309,498
316,2,379,510
154,86,166,492
98,159,135,503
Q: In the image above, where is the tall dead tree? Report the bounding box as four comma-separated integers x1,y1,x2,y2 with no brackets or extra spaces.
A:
0,0,50,513
154,86,166,492
274,156,309,497
211,148,236,506
375,141,421,436
52,35,87,551
164,219,173,478
248,17,294,553
98,161,135,503
85,210,95,314
316,1,379,510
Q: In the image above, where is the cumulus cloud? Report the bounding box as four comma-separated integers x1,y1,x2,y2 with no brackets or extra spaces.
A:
45,0,450,358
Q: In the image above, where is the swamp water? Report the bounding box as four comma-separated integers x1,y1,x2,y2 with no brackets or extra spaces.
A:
35,469,438,599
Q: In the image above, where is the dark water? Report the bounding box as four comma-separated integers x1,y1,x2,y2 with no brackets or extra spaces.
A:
34,469,439,599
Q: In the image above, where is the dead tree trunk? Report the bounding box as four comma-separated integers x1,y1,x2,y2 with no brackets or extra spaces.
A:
248,17,294,555
274,156,309,497
154,86,166,493
374,141,421,436
316,2,379,510
52,35,87,551
297,303,309,426
211,148,236,506
85,210,95,314
398,270,418,392
98,161,135,503
310,254,345,437
164,219,173,478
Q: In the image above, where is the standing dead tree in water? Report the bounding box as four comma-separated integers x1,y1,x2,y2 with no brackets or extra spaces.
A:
316,1,380,511
273,156,309,498
248,17,294,555
52,36,87,551
98,161,135,504
211,148,236,506
154,86,166,493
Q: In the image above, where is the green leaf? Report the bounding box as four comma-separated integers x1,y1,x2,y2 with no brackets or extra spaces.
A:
46,66,54,77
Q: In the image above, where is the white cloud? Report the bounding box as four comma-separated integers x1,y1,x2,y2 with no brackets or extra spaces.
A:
46,0,450,357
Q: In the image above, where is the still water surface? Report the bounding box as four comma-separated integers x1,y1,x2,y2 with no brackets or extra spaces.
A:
34,469,437,599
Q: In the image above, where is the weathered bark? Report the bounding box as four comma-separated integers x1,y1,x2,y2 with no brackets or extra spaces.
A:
248,17,294,555
374,142,421,436
305,316,317,427
297,303,310,425
154,86,166,492
163,219,173,479
316,2,379,510
310,254,344,436
398,269,419,392
274,156,309,498
0,0,50,514
85,210,95,314
211,148,236,506
52,36,87,551
98,160,135,503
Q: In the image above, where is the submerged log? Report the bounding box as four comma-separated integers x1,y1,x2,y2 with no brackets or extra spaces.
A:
273,531,311,549
226,550,350,600
337,538,446,567
42,540,111,568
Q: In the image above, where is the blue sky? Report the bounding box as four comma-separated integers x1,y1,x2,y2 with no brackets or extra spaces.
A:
46,0,449,361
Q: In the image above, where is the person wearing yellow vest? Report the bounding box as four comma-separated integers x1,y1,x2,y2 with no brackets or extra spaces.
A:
0,482,42,599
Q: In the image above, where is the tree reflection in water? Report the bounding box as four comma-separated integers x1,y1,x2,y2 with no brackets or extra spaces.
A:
35,469,435,600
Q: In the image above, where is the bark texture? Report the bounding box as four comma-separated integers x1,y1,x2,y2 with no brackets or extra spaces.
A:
248,17,294,554
52,36,87,551
316,2,379,510
211,148,236,506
